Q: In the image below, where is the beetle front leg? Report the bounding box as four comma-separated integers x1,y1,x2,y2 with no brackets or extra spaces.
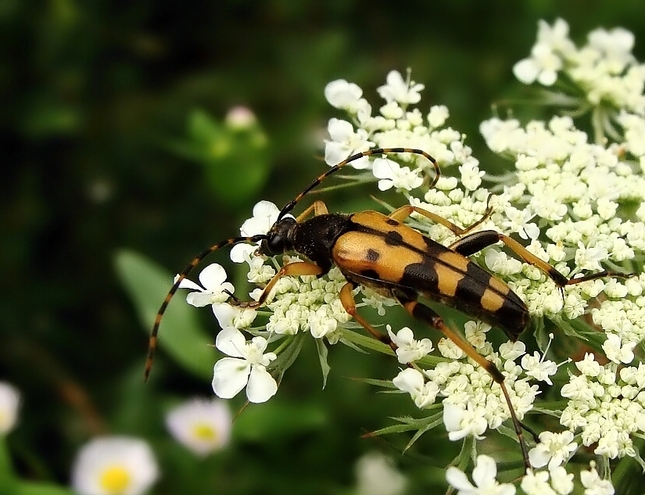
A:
295,200,329,222
230,261,325,308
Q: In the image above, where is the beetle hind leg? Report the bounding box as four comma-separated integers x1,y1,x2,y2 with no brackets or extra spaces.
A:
396,294,531,470
338,280,532,469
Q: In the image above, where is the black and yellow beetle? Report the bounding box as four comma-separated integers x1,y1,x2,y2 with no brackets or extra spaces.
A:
146,147,629,468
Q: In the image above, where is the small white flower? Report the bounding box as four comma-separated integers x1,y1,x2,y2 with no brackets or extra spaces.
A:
211,303,257,331
528,430,578,469
513,18,575,86
443,403,488,441
324,118,373,168
602,333,635,364
325,79,363,109
574,242,608,271
392,368,439,409
549,466,575,495
459,160,485,191
165,397,232,457
521,352,558,385
177,263,234,308
230,200,280,262
71,436,159,495
355,452,407,495
464,320,491,350
520,470,557,495
485,249,523,277
377,70,424,105
446,454,516,495
372,158,423,191
499,341,527,361
224,106,257,130
212,328,277,403
580,464,615,495
427,105,449,128
513,43,563,86
437,337,465,360
387,326,433,363
0,382,20,434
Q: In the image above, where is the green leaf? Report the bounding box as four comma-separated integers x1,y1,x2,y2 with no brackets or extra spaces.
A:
114,249,213,380
186,108,271,205
315,338,331,389
234,401,327,441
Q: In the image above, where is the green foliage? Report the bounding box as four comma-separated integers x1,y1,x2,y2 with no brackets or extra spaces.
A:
114,249,213,380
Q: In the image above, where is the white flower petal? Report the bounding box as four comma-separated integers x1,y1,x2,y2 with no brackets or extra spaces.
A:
445,466,476,491
215,328,246,357
246,366,278,403
472,455,497,487
513,58,540,84
230,243,257,263
176,277,202,291
212,358,251,399
198,263,229,289
186,291,219,308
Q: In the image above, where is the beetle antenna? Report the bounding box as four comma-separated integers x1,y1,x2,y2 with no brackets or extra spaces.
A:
278,147,439,220
145,233,267,381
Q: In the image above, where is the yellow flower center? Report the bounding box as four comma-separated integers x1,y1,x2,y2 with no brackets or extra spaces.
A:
192,423,218,442
99,465,131,494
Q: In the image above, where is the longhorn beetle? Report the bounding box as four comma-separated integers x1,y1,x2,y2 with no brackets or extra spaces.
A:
146,147,631,469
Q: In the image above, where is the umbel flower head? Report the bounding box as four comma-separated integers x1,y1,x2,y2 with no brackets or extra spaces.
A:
169,19,645,494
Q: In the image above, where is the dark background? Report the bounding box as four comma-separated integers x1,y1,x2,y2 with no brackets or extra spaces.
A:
3,1,645,494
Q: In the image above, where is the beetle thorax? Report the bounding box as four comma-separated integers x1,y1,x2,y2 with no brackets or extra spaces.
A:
291,213,351,271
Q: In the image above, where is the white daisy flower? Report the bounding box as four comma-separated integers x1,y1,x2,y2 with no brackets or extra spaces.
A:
165,397,232,456
0,382,20,435
71,436,159,495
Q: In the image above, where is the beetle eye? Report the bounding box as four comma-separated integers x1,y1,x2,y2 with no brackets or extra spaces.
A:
263,234,285,255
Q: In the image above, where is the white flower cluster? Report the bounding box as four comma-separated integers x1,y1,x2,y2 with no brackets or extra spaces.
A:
392,323,555,440
447,455,614,495
172,19,645,492
561,353,645,460
479,115,645,333
514,18,645,113
325,70,483,195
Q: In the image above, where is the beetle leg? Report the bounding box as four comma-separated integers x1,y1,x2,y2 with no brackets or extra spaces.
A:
339,283,397,353
389,196,493,237
448,230,633,288
397,295,531,470
230,261,325,308
295,200,329,222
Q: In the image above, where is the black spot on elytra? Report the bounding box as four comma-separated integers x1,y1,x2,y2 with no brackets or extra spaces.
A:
366,249,380,262
384,230,404,246
453,262,493,306
386,218,399,226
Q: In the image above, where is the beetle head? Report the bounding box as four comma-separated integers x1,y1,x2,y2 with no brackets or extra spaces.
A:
258,214,297,256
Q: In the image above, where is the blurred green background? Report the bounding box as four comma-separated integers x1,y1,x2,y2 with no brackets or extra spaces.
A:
3,1,645,494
